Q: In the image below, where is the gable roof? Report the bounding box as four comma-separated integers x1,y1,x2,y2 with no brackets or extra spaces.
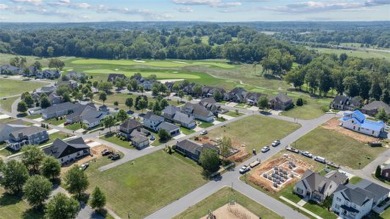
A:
43,137,89,159
325,171,348,185
144,112,164,123
120,119,142,131
362,101,390,114
162,105,179,117
9,126,46,138
182,103,213,118
157,122,179,132
271,93,292,103
200,97,216,105
176,139,202,155
363,183,390,203
340,187,373,206
173,111,195,124
42,102,77,115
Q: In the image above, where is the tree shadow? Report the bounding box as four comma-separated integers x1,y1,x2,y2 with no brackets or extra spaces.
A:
0,192,22,206
22,207,44,219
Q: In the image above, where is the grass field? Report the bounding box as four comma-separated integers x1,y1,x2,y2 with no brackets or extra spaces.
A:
349,176,362,185
85,150,207,218
0,78,47,97
208,115,300,153
293,127,386,169
0,187,44,219
313,47,390,61
0,96,19,112
281,96,330,120
173,187,282,219
180,127,195,135
100,134,133,149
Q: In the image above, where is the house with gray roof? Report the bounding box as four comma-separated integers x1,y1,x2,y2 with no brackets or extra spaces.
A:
156,122,180,136
107,73,126,82
0,65,21,75
199,97,220,115
48,93,63,105
182,103,214,122
361,101,390,117
120,118,143,139
162,105,180,121
42,102,78,119
66,104,106,129
143,112,164,131
43,137,90,165
245,92,264,106
331,182,389,219
173,111,196,129
294,170,347,203
175,139,218,162
330,95,363,111
6,126,49,151
225,87,247,103
130,133,149,150
0,123,27,143
269,93,293,110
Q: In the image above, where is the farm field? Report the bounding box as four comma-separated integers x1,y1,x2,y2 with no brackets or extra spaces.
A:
0,79,47,97
173,187,282,219
293,127,386,169
207,115,300,153
85,150,207,218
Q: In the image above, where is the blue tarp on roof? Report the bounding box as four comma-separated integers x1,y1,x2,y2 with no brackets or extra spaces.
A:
361,119,385,132
352,110,366,123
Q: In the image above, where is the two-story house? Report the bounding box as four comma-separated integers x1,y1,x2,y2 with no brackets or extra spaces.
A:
6,126,49,151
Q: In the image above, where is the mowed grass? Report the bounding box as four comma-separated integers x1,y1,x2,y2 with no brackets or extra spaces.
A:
281,96,330,120
313,47,390,61
85,150,207,218
0,79,46,97
100,134,134,149
84,69,201,79
71,58,235,69
0,187,44,219
174,187,282,219
0,96,19,112
293,127,387,169
208,115,300,153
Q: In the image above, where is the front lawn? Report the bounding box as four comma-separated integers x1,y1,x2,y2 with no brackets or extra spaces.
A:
45,117,65,126
100,134,133,149
208,115,300,153
180,127,195,135
293,127,386,169
85,150,207,218
349,176,363,185
173,187,282,219
65,122,83,131
198,121,214,128
303,202,337,219
225,111,243,117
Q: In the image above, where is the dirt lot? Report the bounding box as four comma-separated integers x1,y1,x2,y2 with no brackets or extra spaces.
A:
201,203,258,219
322,118,379,143
247,154,313,193
194,136,250,162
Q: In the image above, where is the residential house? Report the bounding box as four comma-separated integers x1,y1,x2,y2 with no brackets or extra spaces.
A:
143,112,164,131
156,122,180,136
107,73,126,82
380,163,390,181
25,66,38,77
0,122,27,143
66,104,106,129
199,97,220,115
0,65,21,75
42,70,60,79
32,85,56,101
181,83,196,96
130,133,149,150
43,137,91,165
225,87,247,103
182,103,214,122
340,110,385,137
245,92,263,106
361,101,390,117
330,95,363,111
269,93,293,110
48,93,63,105
119,118,143,139
6,126,49,150
42,102,78,120
332,182,389,219
67,71,86,80
140,80,155,91
294,170,347,203
162,105,180,121
175,139,218,162
58,80,79,90
119,118,150,149
173,111,196,129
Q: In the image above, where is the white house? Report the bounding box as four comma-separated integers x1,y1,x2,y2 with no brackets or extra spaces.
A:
43,137,90,165
339,110,385,137
143,112,164,131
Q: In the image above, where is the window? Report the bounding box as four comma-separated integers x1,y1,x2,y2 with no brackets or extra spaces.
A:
336,197,341,202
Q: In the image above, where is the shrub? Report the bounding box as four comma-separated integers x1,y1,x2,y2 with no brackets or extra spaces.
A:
296,98,304,106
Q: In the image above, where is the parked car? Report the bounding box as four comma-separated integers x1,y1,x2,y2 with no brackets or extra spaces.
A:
150,135,155,141
261,146,270,153
239,165,251,174
101,149,111,156
79,163,89,171
272,140,281,147
301,151,313,158
200,130,208,135
111,153,121,160
314,156,326,163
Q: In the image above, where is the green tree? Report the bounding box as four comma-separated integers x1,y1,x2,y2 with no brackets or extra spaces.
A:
158,129,171,142
102,116,116,133
370,80,382,100
48,58,65,70
90,187,106,210
160,99,169,109
116,109,128,122
213,90,223,102
40,96,51,109
138,99,148,112
129,79,138,91
23,175,52,208
220,136,232,157
296,98,304,106
375,165,382,178
0,160,29,194
125,97,133,109
178,90,184,101
64,166,89,198
97,82,113,94
21,146,45,174
376,108,388,122
199,149,220,174
45,193,80,219
99,92,107,105
24,94,34,107
257,96,269,110
40,156,61,180
17,101,28,114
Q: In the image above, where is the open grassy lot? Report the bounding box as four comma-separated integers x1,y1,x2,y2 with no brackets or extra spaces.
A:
0,96,19,112
85,150,207,218
280,94,331,120
293,127,386,169
313,47,390,61
173,187,282,219
0,78,47,97
100,134,133,149
208,115,300,153
0,187,43,219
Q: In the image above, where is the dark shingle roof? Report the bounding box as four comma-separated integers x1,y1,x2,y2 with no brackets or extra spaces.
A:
42,102,77,115
182,103,213,118
173,111,195,124
363,183,390,203
120,119,142,131
176,140,202,155
271,93,292,103
157,122,179,132
10,126,46,138
43,137,89,159
144,112,164,123
362,101,390,114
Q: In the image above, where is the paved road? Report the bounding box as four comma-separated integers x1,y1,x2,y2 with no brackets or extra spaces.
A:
146,113,334,219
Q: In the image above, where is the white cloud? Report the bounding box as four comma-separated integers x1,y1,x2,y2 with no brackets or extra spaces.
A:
172,0,241,8
72,3,91,9
177,6,194,13
10,0,42,5
0,4,9,10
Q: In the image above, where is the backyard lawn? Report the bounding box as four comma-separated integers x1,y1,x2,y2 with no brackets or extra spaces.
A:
293,127,386,169
100,134,133,149
0,78,47,97
173,187,282,219
208,115,300,153
85,150,207,218
0,187,44,219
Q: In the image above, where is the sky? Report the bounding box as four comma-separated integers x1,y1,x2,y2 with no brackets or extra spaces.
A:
0,0,389,22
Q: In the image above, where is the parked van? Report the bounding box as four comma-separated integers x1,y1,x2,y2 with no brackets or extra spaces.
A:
314,156,326,164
